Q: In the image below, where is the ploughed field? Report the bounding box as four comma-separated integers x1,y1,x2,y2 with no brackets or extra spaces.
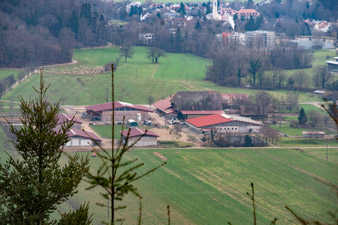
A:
58,148,337,225
1,46,327,105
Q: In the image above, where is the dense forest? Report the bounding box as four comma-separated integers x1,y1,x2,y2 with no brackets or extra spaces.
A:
0,0,110,68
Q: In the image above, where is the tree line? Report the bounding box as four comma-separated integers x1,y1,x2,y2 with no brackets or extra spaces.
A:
0,0,110,68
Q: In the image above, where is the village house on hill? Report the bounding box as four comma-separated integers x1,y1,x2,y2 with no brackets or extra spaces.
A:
121,128,159,147
85,101,153,124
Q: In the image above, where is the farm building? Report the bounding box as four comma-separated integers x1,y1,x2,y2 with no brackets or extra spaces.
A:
153,96,177,119
57,113,82,130
85,101,153,124
153,91,224,120
326,57,338,72
186,113,262,134
121,128,159,147
178,110,224,120
302,131,325,138
65,128,102,147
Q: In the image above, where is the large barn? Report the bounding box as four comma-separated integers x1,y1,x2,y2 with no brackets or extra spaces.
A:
65,128,102,147
85,101,153,124
186,114,262,134
121,128,159,147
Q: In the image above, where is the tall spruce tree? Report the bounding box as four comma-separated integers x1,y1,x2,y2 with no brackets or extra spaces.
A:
0,70,91,224
298,107,307,125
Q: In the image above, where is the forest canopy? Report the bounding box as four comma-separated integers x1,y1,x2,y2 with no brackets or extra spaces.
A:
0,0,109,68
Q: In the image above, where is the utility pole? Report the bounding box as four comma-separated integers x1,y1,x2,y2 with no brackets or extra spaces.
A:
326,141,328,161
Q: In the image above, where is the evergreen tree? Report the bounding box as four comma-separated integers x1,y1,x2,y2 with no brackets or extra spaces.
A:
178,2,186,17
244,135,253,147
86,65,165,224
0,71,91,224
298,107,307,125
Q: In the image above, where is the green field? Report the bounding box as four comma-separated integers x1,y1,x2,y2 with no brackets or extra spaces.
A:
299,104,328,114
58,148,338,224
270,125,314,136
1,124,337,224
90,124,122,139
278,137,338,147
2,46,325,105
0,68,22,80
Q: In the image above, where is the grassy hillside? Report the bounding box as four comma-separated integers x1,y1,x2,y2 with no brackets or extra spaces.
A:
2,46,330,105
0,68,22,80
59,148,338,225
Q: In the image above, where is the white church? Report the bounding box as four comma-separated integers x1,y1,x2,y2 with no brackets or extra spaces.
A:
206,0,234,29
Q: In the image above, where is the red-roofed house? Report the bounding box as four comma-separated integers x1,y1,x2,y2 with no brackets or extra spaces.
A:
186,114,262,133
57,113,82,130
85,101,153,124
66,128,102,147
121,128,159,147
236,9,260,19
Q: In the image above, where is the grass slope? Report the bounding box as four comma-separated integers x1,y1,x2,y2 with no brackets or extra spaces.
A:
0,68,22,80
90,124,122,139
61,148,338,225
3,47,332,105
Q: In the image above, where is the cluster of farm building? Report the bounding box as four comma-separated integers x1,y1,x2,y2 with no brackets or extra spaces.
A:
57,91,328,148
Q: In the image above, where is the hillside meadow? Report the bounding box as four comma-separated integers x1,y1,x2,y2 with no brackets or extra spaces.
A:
1,46,327,105
0,127,337,224
58,148,337,224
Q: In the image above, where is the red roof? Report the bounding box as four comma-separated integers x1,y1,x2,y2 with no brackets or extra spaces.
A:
86,101,153,113
121,128,159,138
180,110,224,115
237,9,259,14
186,114,233,128
222,32,231,38
57,113,82,125
153,96,174,114
67,128,101,141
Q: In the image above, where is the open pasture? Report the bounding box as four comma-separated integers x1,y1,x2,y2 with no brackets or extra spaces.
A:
57,148,338,225
1,47,329,105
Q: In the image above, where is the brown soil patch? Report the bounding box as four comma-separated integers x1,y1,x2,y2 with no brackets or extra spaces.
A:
153,151,167,161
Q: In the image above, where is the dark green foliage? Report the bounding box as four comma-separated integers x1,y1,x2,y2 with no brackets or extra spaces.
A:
59,203,92,225
298,107,307,125
244,16,263,31
147,47,167,63
178,2,186,17
244,135,253,147
0,71,90,224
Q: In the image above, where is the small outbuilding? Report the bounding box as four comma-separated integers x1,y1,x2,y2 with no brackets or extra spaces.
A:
66,128,102,147
121,128,159,147
302,131,325,138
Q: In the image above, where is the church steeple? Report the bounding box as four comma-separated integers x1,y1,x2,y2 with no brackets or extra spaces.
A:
212,0,218,18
